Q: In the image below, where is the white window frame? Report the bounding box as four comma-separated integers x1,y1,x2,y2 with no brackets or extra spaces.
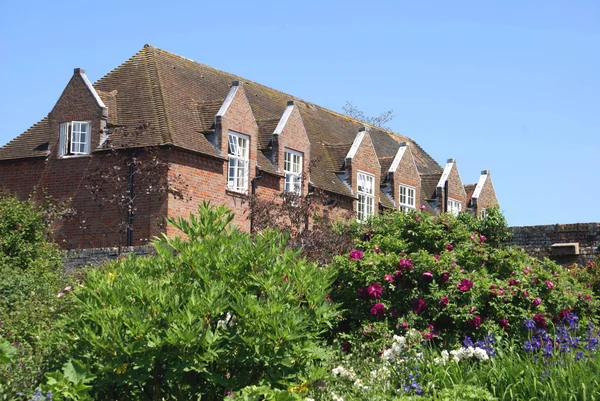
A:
399,184,416,212
448,198,462,216
227,131,250,193
284,148,303,195
481,208,487,218
59,121,91,157
356,171,375,222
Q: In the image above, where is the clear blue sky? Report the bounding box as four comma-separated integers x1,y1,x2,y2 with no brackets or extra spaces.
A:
1,1,598,226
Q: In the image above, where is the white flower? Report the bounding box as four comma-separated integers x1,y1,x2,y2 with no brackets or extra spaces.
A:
473,347,489,361
331,392,344,401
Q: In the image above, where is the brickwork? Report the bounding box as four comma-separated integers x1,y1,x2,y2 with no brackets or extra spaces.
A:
64,245,155,271
390,146,421,210
272,103,311,196
473,173,498,217
345,132,381,219
509,223,600,266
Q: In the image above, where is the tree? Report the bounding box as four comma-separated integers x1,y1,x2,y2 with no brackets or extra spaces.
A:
342,101,394,130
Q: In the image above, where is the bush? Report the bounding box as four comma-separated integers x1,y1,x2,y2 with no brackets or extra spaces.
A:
52,202,338,400
0,196,69,399
329,209,598,347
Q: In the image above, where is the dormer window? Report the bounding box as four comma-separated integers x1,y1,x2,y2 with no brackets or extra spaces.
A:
448,198,462,216
357,171,375,221
284,149,302,195
399,184,416,212
59,121,91,157
227,131,250,193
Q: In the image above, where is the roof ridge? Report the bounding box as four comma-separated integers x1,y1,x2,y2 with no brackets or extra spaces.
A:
146,46,415,138
145,46,174,145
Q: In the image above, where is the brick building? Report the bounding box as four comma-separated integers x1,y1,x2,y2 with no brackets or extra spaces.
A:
0,45,499,249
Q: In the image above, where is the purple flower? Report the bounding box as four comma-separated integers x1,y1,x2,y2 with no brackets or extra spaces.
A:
368,282,383,299
373,246,381,254
434,254,440,260
371,303,386,316
523,319,536,330
421,271,433,283
357,287,368,299
508,279,518,286
532,297,542,307
546,280,555,290
440,272,450,283
498,318,509,329
384,274,394,283
349,250,364,261
480,235,486,242
411,298,427,315
446,244,454,251
457,279,474,292
439,296,449,308
420,205,426,210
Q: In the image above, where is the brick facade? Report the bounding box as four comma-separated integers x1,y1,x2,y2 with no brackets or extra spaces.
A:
0,46,499,250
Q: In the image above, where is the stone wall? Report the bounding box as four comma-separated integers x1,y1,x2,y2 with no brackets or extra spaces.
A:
64,245,155,271
509,223,600,266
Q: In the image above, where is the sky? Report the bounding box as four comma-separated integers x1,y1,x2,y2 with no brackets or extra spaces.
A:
0,1,598,227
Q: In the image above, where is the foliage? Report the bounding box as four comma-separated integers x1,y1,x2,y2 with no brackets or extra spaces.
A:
571,255,600,298
456,206,512,247
329,209,598,347
0,195,70,400
43,359,95,401
246,190,357,265
0,338,16,365
52,202,338,400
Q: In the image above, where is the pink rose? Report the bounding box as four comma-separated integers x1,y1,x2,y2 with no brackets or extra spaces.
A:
457,279,474,292
370,303,386,317
64,286,72,292
349,250,364,261
468,315,482,329
440,296,449,308
531,297,541,307
373,246,381,254
480,235,486,242
498,318,509,328
411,298,427,315
368,282,383,299
398,258,414,271
421,271,434,283
546,280,555,290
384,274,394,283
440,272,450,283
446,244,454,251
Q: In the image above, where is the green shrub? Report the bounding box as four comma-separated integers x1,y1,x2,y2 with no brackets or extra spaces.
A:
0,195,69,399
53,202,338,400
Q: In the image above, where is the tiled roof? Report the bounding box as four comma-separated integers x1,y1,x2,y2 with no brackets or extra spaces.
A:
379,156,395,181
421,173,442,201
0,117,50,161
198,100,223,133
0,45,442,196
257,152,281,177
464,184,476,207
257,119,279,150
379,188,396,209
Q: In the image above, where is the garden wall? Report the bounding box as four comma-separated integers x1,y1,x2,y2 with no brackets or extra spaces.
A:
64,245,155,271
509,222,600,266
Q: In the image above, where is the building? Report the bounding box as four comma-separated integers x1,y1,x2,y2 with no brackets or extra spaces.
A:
0,45,499,249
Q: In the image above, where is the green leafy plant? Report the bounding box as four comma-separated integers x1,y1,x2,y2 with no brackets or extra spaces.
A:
53,202,338,400
43,359,95,400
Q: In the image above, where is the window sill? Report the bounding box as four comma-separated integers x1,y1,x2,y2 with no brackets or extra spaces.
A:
225,189,248,197
59,154,91,159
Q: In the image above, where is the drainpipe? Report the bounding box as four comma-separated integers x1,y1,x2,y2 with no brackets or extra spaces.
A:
250,169,264,233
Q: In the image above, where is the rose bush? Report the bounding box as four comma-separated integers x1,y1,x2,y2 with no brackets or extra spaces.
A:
330,208,599,346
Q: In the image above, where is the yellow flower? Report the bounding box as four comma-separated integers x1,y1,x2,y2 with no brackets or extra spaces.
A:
116,362,129,375
108,272,115,283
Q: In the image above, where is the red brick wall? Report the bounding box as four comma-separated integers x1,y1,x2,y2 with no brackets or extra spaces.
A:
390,147,421,210
474,175,498,216
346,132,381,219
444,163,467,212
273,104,311,196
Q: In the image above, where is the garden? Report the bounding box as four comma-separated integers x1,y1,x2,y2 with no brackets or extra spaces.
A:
1,196,600,400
